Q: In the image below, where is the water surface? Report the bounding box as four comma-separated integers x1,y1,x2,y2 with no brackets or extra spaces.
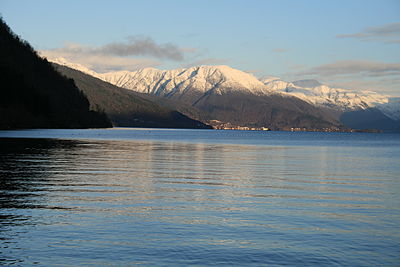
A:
1,129,399,266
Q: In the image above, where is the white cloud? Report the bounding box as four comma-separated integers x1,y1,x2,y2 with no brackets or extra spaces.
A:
101,36,185,60
38,36,197,72
337,22,400,43
297,60,400,77
40,45,160,72
45,37,188,60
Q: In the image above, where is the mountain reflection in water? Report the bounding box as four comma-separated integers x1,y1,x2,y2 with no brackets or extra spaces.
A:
0,133,399,266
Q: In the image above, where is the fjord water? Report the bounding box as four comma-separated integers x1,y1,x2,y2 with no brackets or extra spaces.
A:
0,129,399,266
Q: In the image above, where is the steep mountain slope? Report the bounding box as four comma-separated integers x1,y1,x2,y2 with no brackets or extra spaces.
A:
0,18,111,129
53,64,211,129
52,59,341,130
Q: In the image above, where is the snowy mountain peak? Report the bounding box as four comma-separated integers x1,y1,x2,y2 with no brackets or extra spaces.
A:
95,64,268,96
188,65,265,89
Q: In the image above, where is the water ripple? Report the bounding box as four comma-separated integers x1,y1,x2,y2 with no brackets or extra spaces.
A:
1,132,399,266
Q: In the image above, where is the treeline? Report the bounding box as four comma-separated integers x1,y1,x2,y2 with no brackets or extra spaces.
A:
0,17,111,129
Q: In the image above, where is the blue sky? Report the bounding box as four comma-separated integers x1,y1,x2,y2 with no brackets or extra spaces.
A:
1,0,399,96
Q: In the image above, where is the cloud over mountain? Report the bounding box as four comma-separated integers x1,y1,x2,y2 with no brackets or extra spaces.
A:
40,46,160,72
39,36,193,72
100,36,185,60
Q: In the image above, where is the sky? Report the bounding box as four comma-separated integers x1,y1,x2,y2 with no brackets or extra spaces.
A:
1,0,400,96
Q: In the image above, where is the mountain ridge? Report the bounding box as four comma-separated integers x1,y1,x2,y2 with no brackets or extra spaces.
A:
49,58,270,96
49,57,400,131
261,77,398,119
50,57,396,114
49,58,342,130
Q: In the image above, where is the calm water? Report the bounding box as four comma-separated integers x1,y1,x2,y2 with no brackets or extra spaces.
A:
0,128,399,266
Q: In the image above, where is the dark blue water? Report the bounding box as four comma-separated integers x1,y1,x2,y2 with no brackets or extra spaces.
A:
0,129,399,266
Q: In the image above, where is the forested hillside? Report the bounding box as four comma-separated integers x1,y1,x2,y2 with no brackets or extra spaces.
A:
0,17,111,129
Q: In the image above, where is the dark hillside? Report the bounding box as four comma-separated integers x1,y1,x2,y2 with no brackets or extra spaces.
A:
340,108,400,132
0,17,111,129
191,92,342,130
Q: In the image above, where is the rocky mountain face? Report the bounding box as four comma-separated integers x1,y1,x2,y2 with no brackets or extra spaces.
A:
51,57,400,131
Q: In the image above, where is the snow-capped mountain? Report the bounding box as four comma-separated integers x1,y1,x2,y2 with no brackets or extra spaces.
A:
97,65,270,97
261,78,400,120
49,57,399,121
49,58,268,96
261,78,387,110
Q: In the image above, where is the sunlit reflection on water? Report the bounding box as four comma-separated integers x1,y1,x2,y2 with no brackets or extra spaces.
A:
1,130,400,266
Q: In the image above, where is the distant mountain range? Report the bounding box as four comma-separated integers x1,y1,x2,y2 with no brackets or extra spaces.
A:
51,59,341,131
261,77,399,120
51,57,400,132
